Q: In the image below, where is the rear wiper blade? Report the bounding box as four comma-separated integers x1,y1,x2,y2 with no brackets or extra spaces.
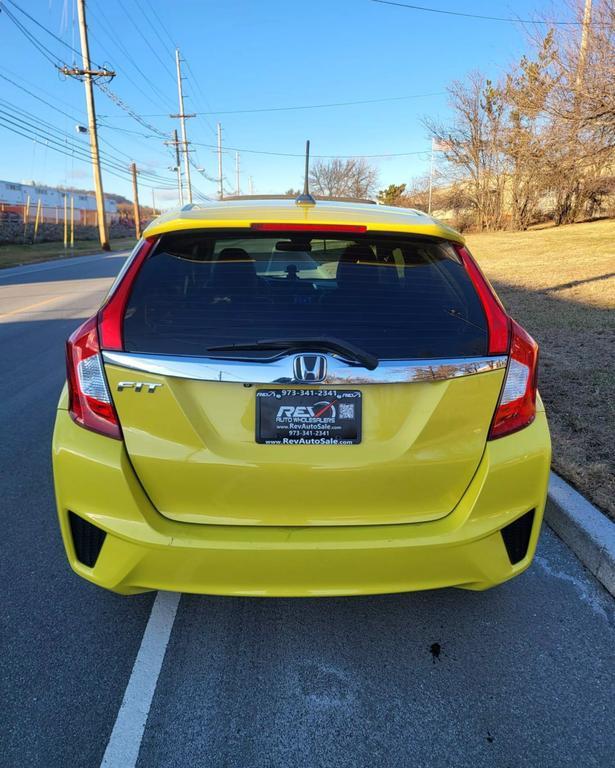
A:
208,337,378,370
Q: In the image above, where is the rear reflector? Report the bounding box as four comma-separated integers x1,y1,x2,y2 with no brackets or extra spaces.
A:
489,320,539,440
69,511,106,567
455,245,510,355
66,316,121,439
251,223,367,233
98,237,156,350
501,509,535,564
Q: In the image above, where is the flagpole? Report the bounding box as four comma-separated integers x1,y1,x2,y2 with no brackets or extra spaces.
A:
428,138,434,215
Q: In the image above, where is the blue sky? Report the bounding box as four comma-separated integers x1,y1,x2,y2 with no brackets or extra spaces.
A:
0,0,572,206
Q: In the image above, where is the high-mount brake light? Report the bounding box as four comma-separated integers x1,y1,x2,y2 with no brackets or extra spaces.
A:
489,320,539,440
455,245,510,355
98,237,156,350
66,316,121,439
250,223,367,233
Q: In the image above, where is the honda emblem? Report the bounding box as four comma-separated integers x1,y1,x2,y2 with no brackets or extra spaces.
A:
293,354,327,383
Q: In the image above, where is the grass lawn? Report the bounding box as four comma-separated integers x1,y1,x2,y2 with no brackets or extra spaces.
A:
0,237,136,269
466,219,615,519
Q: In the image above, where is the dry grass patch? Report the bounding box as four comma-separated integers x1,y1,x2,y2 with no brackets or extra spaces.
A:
466,219,615,519
0,237,136,269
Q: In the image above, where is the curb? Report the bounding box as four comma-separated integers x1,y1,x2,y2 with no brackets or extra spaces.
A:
546,471,615,598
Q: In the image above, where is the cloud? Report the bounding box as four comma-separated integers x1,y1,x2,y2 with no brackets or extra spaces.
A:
155,189,181,202
67,167,90,180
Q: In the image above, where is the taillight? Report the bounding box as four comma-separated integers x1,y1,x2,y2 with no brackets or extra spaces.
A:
65,238,155,439
455,245,510,354
98,237,156,350
66,316,121,439
489,320,539,440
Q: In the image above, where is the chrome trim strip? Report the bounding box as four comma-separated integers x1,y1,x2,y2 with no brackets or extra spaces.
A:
102,351,507,385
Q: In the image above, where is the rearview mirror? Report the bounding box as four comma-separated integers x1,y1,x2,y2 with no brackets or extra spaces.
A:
275,240,312,252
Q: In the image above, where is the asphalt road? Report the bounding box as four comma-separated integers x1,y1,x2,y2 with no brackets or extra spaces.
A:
1,252,614,768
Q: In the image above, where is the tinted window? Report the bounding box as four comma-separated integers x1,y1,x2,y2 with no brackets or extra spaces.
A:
123,231,488,359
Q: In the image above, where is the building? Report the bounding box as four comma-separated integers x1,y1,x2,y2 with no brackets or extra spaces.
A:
0,179,119,225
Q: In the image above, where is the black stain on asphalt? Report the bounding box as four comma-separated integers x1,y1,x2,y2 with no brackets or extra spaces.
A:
429,642,441,663
486,733,495,744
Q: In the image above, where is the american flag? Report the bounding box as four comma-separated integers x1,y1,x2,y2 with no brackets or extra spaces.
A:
432,138,452,151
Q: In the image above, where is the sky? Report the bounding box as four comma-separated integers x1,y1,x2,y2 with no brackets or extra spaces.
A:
0,0,578,208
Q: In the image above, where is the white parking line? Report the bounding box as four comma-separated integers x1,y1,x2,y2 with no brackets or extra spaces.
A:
100,591,181,768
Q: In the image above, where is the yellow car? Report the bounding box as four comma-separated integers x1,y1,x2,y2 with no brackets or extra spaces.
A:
52,197,551,596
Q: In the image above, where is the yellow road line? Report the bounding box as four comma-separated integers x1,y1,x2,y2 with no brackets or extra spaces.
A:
0,294,63,320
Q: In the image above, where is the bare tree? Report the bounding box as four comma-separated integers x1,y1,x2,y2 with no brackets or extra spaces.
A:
540,0,615,223
422,2,614,230
424,73,507,230
548,0,615,144
503,33,557,229
309,158,379,199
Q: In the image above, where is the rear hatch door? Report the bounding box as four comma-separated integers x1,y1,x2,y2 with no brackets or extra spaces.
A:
103,229,506,526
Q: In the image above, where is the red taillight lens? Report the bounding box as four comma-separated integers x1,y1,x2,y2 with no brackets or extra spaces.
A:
66,238,155,438
489,320,539,440
455,245,510,355
250,223,367,233
98,237,156,350
66,316,121,439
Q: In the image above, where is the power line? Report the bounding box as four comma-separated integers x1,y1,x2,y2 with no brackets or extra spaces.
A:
95,82,171,139
171,49,194,203
87,0,175,112
0,73,176,182
0,1,182,199
0,114,170,189
118,0,177,85
132,0,175,58
0,107,177,188
0,71,82,123
189,139,431,159
0,2,64,67
1,0,76,58
370,0,610,26
0,64,86,113
0,0,105,66
196,92,446,115
144,8,219,197
95,91,446,118
1,68,431,166
182,57,217,136
145,2,178,51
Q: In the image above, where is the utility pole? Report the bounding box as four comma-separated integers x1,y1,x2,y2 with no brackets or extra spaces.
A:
171,49,195,204
70,196,75,248
248,176,254,195
576,0,592,92
131,162,141,239
428,138,435,215
62,0,115,251
235,151,240,196
151,188,157,217
217,123,223,200
165,129,184,206
63,194,68,250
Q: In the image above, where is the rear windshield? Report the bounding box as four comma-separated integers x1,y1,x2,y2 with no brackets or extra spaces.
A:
123,231,488,360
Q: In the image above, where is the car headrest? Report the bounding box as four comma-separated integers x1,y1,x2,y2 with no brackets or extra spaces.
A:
335,244,379,290
211,248,257,287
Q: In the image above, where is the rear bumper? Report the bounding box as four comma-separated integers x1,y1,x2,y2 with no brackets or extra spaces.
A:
52,409,551,596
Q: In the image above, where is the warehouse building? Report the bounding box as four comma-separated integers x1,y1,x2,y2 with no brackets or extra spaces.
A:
0,179,119,225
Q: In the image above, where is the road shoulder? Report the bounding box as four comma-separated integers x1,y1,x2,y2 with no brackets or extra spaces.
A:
547,471,615,598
